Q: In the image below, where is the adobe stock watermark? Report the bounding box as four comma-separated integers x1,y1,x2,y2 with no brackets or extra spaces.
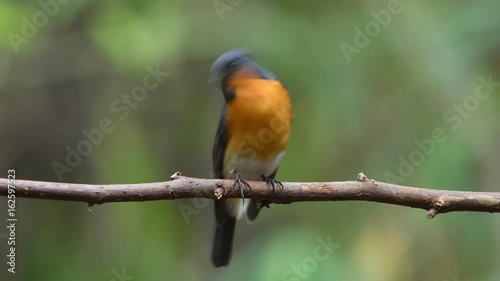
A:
6,169,17,274
384,74,500,183
7,0,71,53
178,106,291,223
213,0,244,21
282,235,340,281
339,0,404,63
51,65,169,181
109,267,135,281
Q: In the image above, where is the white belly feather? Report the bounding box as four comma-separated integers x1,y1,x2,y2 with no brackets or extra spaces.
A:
223,152,285,219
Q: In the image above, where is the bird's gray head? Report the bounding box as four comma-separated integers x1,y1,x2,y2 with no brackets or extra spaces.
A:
209,49,275,83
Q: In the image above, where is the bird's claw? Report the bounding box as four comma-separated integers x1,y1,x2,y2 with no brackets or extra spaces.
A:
261,175,284,196
231,171,252,205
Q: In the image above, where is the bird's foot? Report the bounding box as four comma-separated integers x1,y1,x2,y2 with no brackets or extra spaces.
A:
231,171,252,204
261,175,284,196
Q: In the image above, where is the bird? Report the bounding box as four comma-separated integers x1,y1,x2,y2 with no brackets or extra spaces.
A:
209,49,293,267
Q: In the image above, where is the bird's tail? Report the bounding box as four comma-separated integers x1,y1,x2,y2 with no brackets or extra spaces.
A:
212,216,236,267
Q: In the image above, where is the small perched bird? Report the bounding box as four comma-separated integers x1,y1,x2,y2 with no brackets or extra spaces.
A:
209,50,293,267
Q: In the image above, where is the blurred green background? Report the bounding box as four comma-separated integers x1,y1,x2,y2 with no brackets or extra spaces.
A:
1,0,500,280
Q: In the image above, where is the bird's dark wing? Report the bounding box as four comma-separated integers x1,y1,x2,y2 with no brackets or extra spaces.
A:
212,103,236,267
212,104,228,181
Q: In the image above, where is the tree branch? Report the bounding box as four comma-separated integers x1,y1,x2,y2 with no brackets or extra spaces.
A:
1,172,499,218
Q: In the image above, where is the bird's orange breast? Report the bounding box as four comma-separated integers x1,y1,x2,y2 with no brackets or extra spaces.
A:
225,79,293,161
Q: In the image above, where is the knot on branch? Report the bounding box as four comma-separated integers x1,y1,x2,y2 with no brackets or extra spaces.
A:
427,196,449,219
170,171,182,179
356,172,379,186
